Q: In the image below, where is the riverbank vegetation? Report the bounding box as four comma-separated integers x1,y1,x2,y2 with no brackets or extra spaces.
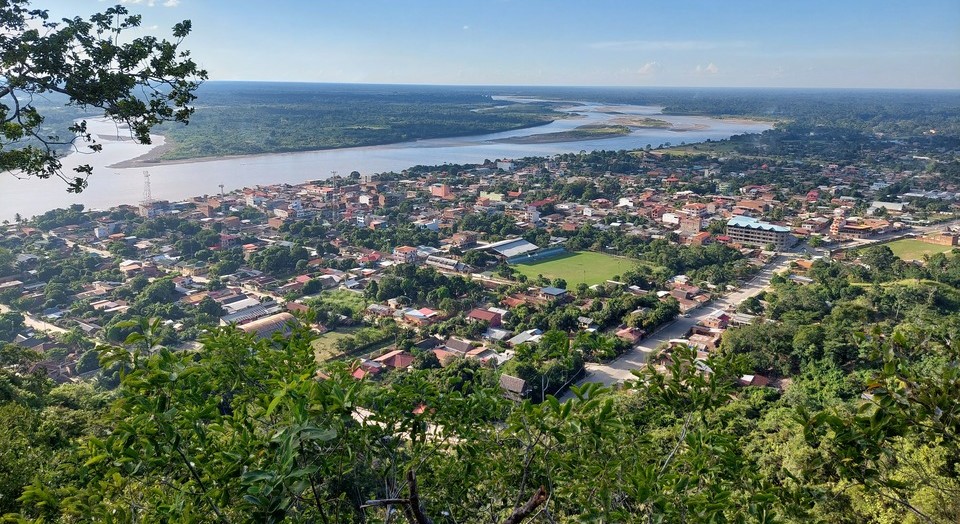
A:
149,83,564,160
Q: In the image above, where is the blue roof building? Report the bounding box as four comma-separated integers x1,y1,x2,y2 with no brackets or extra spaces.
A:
726,216,793,250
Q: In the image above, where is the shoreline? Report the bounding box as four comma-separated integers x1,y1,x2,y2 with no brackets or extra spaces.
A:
609,116,671,128
109,120,568,169
111,121,720,167
668,123,710,132
493,125,631,145
107,101,768,169
714,116,782,125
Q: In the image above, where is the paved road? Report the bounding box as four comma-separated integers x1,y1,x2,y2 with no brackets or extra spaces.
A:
576,254,795,387
42,234,113,258
0,303,69,335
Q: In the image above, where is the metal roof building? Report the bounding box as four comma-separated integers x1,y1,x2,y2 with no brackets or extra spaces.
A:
476,238,540,259
239,312,296,340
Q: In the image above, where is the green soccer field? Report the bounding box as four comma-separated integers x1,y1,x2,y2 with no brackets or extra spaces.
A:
513,251,639,286
882,239,957,261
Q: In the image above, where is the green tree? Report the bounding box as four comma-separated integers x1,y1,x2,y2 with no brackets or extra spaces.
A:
0,1,206,192
0,311,25,342
196,295,224,318
75,349,101,374
798,328,960,523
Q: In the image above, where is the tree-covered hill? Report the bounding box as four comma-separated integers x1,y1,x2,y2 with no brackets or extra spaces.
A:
2,248,960,522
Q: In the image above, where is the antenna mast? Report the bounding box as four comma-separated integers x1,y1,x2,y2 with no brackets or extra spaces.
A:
142,170,153,206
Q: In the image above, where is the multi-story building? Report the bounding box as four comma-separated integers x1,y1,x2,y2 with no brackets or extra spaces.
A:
725,216,792,250
430,184,453,199
678,215,702,235
392,245,419,264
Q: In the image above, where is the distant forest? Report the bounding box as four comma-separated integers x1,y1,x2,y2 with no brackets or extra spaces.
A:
152,83,564,159
495,85,960,137
27,83,960,162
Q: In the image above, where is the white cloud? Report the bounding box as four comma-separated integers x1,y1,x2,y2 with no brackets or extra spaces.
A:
588,40,750,51
637,61,660,75
695,63,719,74
463,25,470,30
163,0,180,6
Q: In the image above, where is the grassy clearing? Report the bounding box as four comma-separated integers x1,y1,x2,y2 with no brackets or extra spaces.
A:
849,278,960,302
654,141,743,157
513,251,640,286
311,325,395,363
851,278,958,290
882,239,957,261
311,290,369,314
311,327,359,362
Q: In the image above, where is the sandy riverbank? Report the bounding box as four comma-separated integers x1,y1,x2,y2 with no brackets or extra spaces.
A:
714,116,781,125
592,105,663,114
493,125,631,144
609,116,671,128
667,123,710,132
108,138,191,169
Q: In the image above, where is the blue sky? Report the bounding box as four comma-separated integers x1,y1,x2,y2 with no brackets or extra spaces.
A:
42,0,960,88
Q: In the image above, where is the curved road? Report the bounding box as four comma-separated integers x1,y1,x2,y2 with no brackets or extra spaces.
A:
0,303,69,335
578,254,795,387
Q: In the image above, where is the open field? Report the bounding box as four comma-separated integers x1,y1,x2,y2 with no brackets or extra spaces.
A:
310,290,369,314
311,324,395,363
311,327,360,362
882,239,957,261
513,251,639,286
650,140,744,157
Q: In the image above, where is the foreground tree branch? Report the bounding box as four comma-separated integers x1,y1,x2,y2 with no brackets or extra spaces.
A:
502,486,548,524
0,0,206,192
364,475,548,524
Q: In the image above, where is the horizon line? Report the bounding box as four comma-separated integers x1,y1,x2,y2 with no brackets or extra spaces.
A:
202,79,960,92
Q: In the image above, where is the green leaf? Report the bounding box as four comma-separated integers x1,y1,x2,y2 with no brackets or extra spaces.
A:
84,454,109,467
300,426,337,442
266,392,284,417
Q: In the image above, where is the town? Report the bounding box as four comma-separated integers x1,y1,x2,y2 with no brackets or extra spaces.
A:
3,0,960,519
3,141,958,400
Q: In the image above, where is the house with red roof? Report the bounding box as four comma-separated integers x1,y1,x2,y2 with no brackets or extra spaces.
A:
373,350,415,370
615,327,645,345
467,308,502,327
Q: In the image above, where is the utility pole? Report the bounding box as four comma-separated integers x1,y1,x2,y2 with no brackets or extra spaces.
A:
330,170,339,224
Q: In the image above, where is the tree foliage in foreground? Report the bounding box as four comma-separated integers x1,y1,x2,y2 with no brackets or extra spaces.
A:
0,314,957,521
0,0,206,192
4,257,960,522
4,317,806,523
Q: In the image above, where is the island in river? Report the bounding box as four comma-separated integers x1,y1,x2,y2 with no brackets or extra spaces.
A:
495,124,633,144
494,117,680,144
